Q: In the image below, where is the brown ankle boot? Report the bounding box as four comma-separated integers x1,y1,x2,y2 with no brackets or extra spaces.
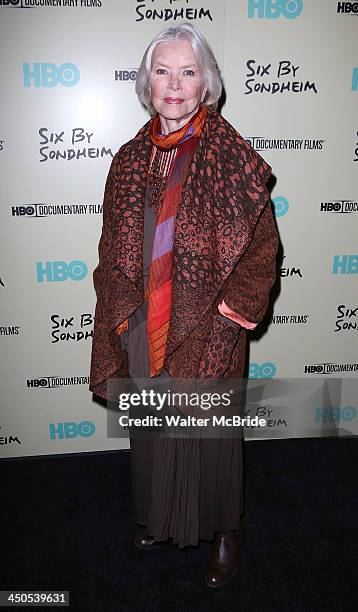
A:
205,529,244,588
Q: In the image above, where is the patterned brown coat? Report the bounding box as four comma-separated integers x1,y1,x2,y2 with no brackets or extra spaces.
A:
89,111,279,400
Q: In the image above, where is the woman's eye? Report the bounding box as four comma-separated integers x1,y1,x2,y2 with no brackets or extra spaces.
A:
156,68,167,75
184,69,195,76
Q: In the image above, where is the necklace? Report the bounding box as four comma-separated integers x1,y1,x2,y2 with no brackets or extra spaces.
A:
147,145,178,215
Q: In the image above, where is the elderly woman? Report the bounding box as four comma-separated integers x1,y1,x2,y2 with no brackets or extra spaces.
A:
89,23,278,587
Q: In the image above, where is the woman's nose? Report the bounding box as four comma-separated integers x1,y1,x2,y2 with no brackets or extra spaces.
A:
169,74,181,90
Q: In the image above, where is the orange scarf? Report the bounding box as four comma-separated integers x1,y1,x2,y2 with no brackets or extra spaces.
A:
150,105,207,149
146,105,207,376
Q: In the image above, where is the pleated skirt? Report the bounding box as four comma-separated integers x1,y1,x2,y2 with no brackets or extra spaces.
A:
121,300,244,549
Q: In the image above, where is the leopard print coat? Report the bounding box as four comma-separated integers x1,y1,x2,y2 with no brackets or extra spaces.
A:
89,111,279,400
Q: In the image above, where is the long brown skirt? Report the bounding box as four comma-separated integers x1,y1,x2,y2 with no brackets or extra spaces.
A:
130,434,244,549
121,300,244,549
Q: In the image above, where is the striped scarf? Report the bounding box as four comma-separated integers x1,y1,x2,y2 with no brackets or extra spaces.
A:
146,106,207,377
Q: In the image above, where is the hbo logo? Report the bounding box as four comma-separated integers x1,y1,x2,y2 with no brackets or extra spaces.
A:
23,63,80,88
248,0,303,18
27,379,49,388
49,421,96,440
315,406,357,423
248,362,277,378
12,205,35,217
332,255,358,274
36,260,88,282
304,365,324,374
273,196,289,217
115,70,138,82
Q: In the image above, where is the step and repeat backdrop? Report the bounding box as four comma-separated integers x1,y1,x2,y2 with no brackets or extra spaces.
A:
0,0,357,458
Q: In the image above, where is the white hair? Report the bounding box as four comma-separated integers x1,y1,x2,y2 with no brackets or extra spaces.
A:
135,23,223,115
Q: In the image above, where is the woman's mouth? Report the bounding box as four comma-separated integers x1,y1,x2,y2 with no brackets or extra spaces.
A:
164,97,184,104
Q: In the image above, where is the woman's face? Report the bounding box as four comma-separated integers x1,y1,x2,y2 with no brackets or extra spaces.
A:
149,39,206,133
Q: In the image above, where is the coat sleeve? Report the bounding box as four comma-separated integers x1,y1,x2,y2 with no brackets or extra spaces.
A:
219,201,279,327
89,152,124,399
93,152,119,306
